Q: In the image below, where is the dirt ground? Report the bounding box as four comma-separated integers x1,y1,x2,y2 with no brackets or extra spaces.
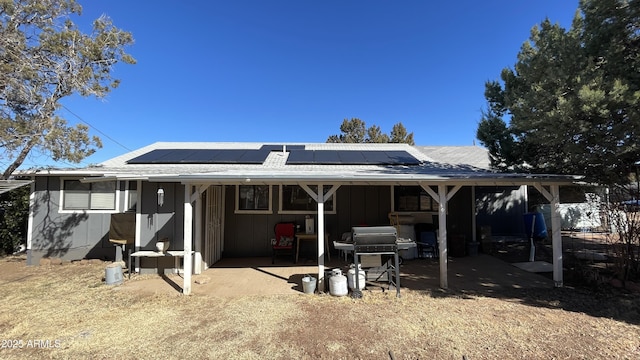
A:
1,238,640,359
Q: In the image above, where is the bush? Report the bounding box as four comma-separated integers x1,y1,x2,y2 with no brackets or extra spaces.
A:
0,186,29,255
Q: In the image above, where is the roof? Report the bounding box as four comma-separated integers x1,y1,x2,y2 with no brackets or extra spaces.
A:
0,180,32,195
417,146,490,170
23,142,580,186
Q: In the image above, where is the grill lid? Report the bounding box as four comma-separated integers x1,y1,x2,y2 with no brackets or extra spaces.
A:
351,226,397,245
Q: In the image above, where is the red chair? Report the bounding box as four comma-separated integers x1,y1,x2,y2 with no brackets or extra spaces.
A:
272,222,295,264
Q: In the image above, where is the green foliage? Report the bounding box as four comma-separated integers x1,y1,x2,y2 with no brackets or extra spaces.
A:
327,118,415,145
476,0,640,187
477,0,640,283
0,0,135,179
0,185,29,255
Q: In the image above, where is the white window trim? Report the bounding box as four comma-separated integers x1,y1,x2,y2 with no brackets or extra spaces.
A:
278,185,337,215
124,180,137,212
234,185,273,214
59,178,120,214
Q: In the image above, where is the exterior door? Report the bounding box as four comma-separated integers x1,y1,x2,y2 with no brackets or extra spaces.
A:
204,185,223,268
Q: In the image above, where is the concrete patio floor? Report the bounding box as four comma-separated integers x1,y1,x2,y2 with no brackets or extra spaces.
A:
119,254,555,297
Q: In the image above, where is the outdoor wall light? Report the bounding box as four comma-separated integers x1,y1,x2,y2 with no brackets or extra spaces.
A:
157,187,165,207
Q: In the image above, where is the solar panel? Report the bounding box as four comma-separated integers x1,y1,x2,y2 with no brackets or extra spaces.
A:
385,151,421,165
313,151,341,164
337,151,367,164
286,150,314,163
286,150,420,165
127,149,176,164
127,149,269,164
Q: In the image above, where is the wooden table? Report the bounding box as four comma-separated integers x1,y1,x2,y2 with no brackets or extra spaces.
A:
128,250,194,278
295,233,330,263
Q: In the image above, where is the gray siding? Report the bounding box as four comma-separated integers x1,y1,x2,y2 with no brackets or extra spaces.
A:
222,185,392,257
28,177,112,264
475,186,528,236
29,178,185,267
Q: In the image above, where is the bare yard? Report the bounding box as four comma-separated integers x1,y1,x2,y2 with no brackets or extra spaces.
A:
0,255,639,359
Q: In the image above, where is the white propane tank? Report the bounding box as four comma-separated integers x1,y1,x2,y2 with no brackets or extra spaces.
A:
329,268,348,296
347,263,366,291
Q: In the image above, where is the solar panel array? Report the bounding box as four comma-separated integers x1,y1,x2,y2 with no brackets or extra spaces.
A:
126,145,421,165
286,150,421,165
127,149,270,164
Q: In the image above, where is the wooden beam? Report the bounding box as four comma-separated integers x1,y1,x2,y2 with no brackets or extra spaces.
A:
420,183,438,201
533,183,553,202
446,185,462,202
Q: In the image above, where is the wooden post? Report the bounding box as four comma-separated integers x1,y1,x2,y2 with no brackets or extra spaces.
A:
551,185,563,287
438,184,448,289
183,185,193,295
317,185,325,291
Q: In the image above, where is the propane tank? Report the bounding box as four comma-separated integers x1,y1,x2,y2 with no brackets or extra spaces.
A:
347,263,366,291
329,268,348,296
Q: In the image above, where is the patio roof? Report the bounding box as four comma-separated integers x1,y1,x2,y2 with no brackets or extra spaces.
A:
0,179,32,195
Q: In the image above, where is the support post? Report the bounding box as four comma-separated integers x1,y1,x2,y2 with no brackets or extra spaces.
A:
194,190,203,275
317,185,325,291
437,184,448,289
183,185,193,295
134,180,142,273
26,179,35,266
551,185,563,287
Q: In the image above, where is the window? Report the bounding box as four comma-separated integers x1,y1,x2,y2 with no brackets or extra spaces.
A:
236,185,272,213
126,181,138,212
279,185,336,214
393,186,437,212
62,179,116,211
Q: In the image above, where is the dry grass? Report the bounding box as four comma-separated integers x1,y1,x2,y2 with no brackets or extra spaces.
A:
1,255,639,359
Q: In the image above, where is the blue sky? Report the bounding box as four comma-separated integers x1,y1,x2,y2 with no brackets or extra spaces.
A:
34,0,579,168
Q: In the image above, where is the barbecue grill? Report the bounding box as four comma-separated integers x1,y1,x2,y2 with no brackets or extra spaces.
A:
351,226,401,298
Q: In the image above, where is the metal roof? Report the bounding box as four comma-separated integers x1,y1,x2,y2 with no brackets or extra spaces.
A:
0,180,32,195
22,142,581,186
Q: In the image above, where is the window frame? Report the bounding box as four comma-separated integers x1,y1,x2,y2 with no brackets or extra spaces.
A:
278,185,337,214
391,185,438,213
124,180,138,212
235,185,273,214
59,178,119,213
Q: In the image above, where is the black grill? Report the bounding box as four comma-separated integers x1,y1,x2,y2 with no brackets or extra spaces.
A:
351,226,401,298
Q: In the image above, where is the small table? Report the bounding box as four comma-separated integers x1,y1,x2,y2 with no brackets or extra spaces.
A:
128,250,194,279
295,233,330,263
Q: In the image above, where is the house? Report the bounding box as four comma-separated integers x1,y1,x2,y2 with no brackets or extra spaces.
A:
24,142,580,294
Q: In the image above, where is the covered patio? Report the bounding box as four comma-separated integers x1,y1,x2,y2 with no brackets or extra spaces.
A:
119,254,555,297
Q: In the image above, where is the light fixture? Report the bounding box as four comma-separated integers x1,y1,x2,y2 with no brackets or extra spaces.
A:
157,187,165,207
